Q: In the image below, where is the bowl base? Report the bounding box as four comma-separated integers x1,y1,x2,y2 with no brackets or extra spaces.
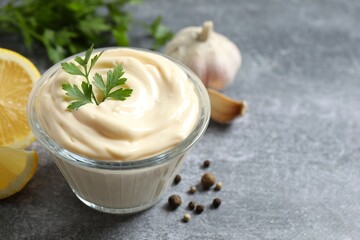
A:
74,192,159,214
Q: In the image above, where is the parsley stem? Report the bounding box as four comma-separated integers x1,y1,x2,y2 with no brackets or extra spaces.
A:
84,66,99,105
92,92,99,105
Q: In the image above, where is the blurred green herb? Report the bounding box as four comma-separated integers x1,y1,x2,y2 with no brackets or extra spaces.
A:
0,0,172,63
61,44,132,110
146,16,173,50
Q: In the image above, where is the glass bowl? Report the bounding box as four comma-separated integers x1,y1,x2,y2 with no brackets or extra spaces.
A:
27,47,210,214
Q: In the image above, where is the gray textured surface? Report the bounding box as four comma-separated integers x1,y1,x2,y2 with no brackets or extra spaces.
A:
1,0,360,239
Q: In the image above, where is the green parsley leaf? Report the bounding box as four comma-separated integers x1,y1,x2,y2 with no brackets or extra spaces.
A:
74,56,86,67
61,62,85,76
93,65,132,102
93,73,106,94
84,44,94,64
89,51,104,72
108,88,133,101
80,82,93,102
105,65,126,95
66,101,89,110
62,83,92,110
147,16,173,50
112,28,129,46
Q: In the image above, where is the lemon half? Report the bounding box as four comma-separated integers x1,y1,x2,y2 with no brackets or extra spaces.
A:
0,48,40,199
0,48,40,148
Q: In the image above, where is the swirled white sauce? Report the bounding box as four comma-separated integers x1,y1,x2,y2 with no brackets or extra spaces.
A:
37,48,199,161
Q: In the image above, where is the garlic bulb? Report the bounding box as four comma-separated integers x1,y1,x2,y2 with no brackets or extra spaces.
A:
165,21,241,90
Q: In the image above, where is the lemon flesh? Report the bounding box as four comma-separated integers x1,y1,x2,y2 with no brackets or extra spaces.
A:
0,48,40,148
0,147,38,199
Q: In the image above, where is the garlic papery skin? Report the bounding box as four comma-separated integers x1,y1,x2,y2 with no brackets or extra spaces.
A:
165,21,241,90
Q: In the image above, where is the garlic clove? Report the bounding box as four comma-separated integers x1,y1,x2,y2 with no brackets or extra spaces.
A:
207,89,247,124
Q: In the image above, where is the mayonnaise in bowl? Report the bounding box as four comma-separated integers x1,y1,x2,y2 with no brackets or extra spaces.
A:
27,47,210,214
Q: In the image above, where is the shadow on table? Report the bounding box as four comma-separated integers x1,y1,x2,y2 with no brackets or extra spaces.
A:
207,120,234,132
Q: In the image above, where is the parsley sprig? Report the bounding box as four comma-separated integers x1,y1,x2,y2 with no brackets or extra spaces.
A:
0,0,173,63
61,45,133,110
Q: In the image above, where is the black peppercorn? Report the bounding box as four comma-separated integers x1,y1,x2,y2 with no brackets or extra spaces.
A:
212,198,221,208
195,204,205,214
188,201,196,210
168,194,182,209
173,174,181,185
203,160,211,168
